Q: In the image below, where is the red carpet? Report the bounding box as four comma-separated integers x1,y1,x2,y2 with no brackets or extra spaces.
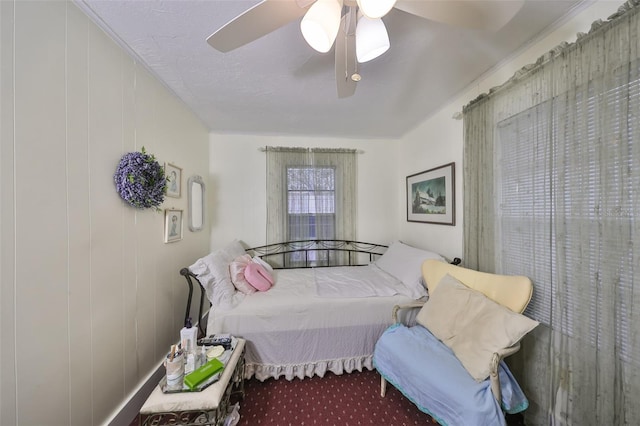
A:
236,369,437,426
133,368,525,425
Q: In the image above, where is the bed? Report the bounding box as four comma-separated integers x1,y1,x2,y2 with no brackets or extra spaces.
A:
180,239,460,381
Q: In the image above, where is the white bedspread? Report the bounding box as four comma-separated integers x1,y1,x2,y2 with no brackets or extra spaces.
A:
206,267,420,381
314,264,414,298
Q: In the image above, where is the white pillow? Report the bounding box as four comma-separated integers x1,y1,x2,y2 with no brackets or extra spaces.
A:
417,274,539,381
221,239,246,260
189,241,247,309
375,241,445,298
252,255,274,273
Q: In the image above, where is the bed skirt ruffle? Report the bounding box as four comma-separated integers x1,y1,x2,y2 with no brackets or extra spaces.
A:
244,355,374,381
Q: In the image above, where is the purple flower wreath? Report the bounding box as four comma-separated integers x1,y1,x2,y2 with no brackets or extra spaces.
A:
114,147,167,209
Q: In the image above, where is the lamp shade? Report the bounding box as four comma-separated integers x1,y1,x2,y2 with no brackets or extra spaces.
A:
356,0,396,19
356,16,390,63
301,0,343,53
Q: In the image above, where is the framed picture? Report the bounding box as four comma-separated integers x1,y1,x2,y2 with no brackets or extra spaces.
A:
165,163,182,198
406,162,455,225
164,209,183,243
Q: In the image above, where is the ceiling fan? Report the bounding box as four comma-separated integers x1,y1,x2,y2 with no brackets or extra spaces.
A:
206,0,524,98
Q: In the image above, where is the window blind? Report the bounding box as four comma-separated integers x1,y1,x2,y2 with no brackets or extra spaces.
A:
495,59,640,361
496,101,555,325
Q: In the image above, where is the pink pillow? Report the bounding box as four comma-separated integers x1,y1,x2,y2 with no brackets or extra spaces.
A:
244,262,274,292
229,254,256,294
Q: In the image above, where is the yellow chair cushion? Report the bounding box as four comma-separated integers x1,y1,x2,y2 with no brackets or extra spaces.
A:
421,259,533,314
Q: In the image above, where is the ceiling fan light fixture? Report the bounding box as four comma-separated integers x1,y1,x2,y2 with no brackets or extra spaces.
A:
356,0,396,19
356,16,390,63
301,0,343,53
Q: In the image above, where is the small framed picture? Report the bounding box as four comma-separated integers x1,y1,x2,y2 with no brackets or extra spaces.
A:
164,209,183,243
406,162,455,225
165,163,182,198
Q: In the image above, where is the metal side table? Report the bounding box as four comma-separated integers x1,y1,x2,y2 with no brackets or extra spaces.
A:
140,338,245,426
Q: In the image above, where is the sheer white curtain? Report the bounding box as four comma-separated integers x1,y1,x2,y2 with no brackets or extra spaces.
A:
463,2,640,424
265,147,357,265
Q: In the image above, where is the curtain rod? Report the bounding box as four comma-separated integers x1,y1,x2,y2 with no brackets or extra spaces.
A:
258,147,365,154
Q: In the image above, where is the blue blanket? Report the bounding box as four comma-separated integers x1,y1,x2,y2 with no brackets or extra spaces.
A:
373,324,528,426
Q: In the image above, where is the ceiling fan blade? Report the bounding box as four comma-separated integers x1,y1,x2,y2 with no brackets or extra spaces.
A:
335,10,358,98
393,0,524,32
207,0,314,52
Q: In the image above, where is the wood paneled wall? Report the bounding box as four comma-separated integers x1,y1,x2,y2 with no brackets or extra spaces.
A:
0,1,210,424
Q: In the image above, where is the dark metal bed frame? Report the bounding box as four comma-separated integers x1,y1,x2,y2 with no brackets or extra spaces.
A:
179,239,461,338
247,239,389,268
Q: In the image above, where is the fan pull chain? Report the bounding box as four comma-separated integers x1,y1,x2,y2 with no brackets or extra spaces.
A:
345,6,360,82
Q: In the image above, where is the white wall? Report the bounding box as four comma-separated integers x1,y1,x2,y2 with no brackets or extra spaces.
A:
397,0,623,262
209,134,400,250
0,1,209,425
398,113,464,260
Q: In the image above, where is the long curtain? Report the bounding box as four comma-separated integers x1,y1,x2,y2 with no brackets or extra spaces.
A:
265,146,357,253
463,2,640,424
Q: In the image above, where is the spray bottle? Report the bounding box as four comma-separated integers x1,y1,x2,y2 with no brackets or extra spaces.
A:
181,317,198,374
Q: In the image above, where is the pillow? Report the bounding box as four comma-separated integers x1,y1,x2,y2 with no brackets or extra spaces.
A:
375,241,445,298
417,274,539,382
229,254,257,295
252,255,274,273
221,239,246,260
244,262,274,292
189,242,247,309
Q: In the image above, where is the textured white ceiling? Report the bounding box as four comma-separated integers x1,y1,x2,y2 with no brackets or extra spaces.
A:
76,0,584,139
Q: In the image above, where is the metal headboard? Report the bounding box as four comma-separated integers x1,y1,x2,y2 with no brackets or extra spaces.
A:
179,267,208,338
247,239,388,268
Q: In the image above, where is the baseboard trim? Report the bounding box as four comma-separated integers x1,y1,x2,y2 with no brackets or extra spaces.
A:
104,315,209,426
105,362,164,426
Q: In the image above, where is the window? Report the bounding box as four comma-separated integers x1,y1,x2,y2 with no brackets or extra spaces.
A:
287,166,336,241
265,147,357,267
286,166,336,264
496,100,555,326
495,60,640,360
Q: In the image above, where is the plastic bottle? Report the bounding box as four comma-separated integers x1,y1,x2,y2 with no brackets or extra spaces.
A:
180,317,198,355
199,345,207,368
185,351,196,375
